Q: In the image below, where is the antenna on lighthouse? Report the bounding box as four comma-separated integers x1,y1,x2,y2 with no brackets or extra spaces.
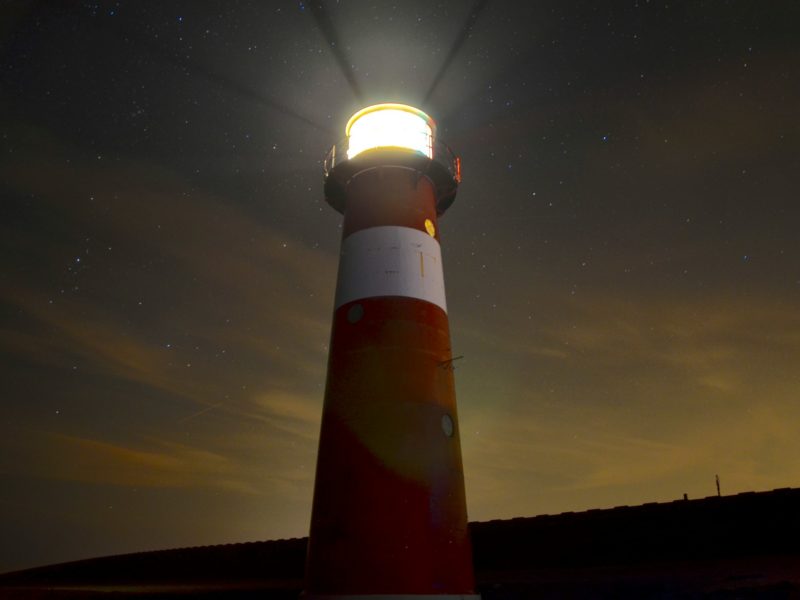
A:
303,104,478,599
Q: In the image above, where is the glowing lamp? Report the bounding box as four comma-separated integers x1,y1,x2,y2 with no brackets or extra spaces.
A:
346,103,434,159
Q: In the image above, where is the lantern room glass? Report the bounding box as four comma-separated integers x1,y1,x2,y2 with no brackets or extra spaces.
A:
346,104,434,159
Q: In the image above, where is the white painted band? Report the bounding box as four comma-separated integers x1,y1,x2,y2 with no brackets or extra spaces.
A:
334,226,447,313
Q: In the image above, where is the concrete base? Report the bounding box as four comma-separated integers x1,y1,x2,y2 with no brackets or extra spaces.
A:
303,596,481,600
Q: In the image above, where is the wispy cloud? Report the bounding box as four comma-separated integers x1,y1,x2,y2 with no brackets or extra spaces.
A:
0,125,335,404
457,288,800,519
4,432,256,494
0,121,329,509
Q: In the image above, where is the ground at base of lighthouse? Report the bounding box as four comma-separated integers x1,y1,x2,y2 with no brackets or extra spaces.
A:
302,595,481,600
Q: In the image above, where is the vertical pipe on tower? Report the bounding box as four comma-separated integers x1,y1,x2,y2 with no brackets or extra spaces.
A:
304,104,478,599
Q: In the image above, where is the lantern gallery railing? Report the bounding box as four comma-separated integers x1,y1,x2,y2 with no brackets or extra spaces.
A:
322,103,461,185
323,134,461,185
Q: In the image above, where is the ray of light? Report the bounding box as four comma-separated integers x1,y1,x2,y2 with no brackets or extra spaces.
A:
423,0,489,104
16,3,334,136
309,2,365,104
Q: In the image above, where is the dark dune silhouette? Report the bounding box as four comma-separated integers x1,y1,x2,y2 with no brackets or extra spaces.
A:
2,487,799,599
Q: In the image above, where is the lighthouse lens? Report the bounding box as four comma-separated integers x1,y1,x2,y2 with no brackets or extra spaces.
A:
347,107,433,159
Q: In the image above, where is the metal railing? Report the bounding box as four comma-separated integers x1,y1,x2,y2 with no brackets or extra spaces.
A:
323,136,461,184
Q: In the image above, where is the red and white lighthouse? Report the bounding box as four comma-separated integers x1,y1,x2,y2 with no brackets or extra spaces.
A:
304,104,478,599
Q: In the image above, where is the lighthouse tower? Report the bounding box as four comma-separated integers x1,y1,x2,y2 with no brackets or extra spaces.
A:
304,104,478,599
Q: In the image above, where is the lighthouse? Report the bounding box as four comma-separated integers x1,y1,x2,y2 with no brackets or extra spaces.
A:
304,104,478,599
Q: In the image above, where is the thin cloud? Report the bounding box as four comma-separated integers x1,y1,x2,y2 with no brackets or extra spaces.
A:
12,432,258,494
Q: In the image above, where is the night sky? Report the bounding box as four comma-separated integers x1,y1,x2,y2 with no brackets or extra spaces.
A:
2,0,799,573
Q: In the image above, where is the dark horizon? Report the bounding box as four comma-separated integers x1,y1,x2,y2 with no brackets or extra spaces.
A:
3,487,799,599
1,0,799,574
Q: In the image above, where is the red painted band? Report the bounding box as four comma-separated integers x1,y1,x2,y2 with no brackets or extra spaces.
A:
341,167,440,242
306,296,475,595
